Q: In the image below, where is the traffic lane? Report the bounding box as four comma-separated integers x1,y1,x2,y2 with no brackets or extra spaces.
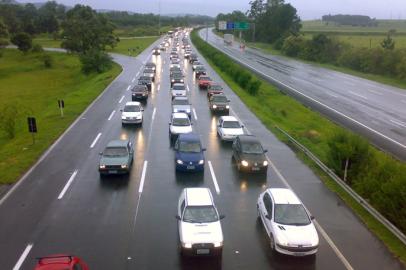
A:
190,40,405,270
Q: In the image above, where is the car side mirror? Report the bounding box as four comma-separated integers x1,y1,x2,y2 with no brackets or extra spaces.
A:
191,123,193,125
202,148,207,151
120,109,123,112
265,214,271,220
241,125,244,128
141,109,144,111
99,152,103,155
263,149,268,153
227,100,230,102
219,214,225,220
217,124,220,127
169,122,172,125
175,215,181,220
310,215,315,220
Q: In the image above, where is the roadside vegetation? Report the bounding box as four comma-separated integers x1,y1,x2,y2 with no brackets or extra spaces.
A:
191,29,406,263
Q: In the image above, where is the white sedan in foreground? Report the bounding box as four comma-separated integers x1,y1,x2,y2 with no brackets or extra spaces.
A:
257,188,319,256
217,116,244,141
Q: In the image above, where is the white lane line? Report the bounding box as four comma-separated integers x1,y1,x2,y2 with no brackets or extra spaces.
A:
348,91,368,100
138,161,148,193
126,85,131,91
192,108,198,120
136,71,140,77
132,77,135,83
152,108,156,120
118,95,125,104
367,89,383,96
326,92,339,98
229,108,251,135
207,42,406,151
208,161,221,194
107,110,116,121
157,85,160,92
186,85,190,92
13,243,33,270
390,119,406,128
57,170,78,200
90,133,102,148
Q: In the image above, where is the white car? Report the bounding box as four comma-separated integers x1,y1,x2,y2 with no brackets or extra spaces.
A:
171,83,187,98
121,101,143,125
257,188,319,256
170,63,181,69
169,112,192,141
177,188,224,257
217,116,244,141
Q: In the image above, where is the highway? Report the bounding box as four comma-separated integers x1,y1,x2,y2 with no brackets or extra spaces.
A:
199,28,406,161
0,34,404,270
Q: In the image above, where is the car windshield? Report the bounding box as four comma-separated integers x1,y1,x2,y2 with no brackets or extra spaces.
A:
124,105,141,112
173,118,190,126
212,96,228,102
144,69,154,74
241,142,263,154
173,85,185,90
139,76,150,81
179,141,201,153
146,63,155,67
103,147,127,157
172,74,183,79
223,121,241,128
193,62,201,65
132,87,145,92
183,206,218,223
274,204,311,226
173,99,189,105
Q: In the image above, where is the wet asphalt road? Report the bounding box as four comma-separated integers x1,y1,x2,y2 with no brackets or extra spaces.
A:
0,35,404,270
199,28,406,161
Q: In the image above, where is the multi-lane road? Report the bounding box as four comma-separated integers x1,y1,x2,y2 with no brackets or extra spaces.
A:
199,28,406,161
0,34,404,270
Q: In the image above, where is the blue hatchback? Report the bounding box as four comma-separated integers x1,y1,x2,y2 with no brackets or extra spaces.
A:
174,133,206,172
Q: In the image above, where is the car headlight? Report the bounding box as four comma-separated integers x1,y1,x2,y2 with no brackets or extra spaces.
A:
212,105,217,109
182,242,192,249
263,160,268,166
277,235,289,247
99,165,105,169
186,109,191,113
180,79,184,82
121,164,127,169
121,116,127,120
214,241,223,247
177,159,184,165
226,105,230,109
241,160,249,167
174,109,179,112
198,160,204,165
171,79,175,82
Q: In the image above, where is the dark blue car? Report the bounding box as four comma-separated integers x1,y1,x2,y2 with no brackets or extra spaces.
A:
174,133,206,172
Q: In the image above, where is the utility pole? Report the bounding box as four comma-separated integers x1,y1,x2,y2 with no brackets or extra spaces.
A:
158,0,161,36
206,22,208,42
252,22,255,43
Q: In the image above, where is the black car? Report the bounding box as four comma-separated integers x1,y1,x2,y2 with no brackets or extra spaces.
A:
131,85,149,101
171,73,185,87
232,135,268,173
170,67,182,76
138,76,152,90
209,94,230,114
189,53,198,63
194,66,207,78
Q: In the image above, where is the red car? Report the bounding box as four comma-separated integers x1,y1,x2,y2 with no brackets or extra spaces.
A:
207,83,224,97
34,255,89,270
198,76,213,89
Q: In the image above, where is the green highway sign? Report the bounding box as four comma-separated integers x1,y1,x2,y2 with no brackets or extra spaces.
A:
234,22,250,30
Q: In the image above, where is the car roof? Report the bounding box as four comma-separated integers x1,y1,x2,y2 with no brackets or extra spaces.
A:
145,62,155,66
172,83,185,87
268,188,301,205
185,188,213,206
220,116,238,122
106,140,128,148
125,101,141,106
238,135,260,143
178,133,200,142
173,96,188,101
172,112,189,119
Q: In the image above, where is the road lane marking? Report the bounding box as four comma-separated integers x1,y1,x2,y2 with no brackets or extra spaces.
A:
208,161,220,194
13,243,33,270
132,77,135,83
58,170,78,200
157,85,160,92
229,108,251,135
186,85,190,92
192,108,198,120
348,91,368,100
119,95,125,104
138,161,148,193
126,85,131,91
367,89,383,96
206,39,406,151
326,92,339,98
107,110,116,121
152,108,156,120
390,119,406,128
136,71,140,77
90,132,102,148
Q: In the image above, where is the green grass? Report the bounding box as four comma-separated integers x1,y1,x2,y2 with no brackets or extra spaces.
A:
0,49,121,185
193,31,406,265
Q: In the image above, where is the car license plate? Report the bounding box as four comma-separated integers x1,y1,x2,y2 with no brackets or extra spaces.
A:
196,249,210,255
109,170,118,174
187,165,195,170
252,167,260,171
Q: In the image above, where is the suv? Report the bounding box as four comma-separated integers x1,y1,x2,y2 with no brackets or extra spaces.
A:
99,140,134,176
194,66,207,78
131,85,149,101
174,133,206,172
171,72,184,87
257,188,319,256
209,94,230,114
34,255,89,270
192,61,202,71
176,188,224,256
232,135,268,173
143,68,155,82
171,83,187,99
217,116,244,141
172,96,191,117
138,75,152,90
121,101,143,125
189,53,198,63
145,62,156,72
169,112,192,142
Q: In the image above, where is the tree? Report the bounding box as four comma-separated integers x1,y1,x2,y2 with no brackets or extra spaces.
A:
0,19,9,47
381,35,395,50
80,49,112,74
61,5,117,53
10,32,32,52
37,1,60,34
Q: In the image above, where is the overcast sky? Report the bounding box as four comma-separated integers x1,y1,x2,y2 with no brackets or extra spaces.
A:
19,0,406,20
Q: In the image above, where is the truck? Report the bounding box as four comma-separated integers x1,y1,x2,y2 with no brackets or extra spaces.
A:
224,34,234,46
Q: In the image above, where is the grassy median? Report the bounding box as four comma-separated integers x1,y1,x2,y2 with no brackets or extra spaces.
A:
0,49,121,185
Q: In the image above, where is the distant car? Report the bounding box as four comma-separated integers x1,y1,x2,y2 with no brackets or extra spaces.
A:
174,133,205,172
170,66,182,76
192,61,202,70
232,135,268,173
189,53,198,63
170,63,181,70
209,94,230,114
34,255,89,270
198,75,212,89
194,66,207,78
207,83,224,98
145,62,156,72
138,75,152,90
99,140,134,176
152,46,160,55
257,188,319,256
131,85,149,101
176,188,224,256
171,73,185,87
169,112,193,142
143,68,155,82
171,83,187,99
172,96,191,117
184,50,192,59
171,58,181,65
170,52,178,60
217,116,244,141
121,101,143,125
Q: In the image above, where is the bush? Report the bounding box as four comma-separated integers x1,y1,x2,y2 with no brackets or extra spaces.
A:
80,49,113,74
42,54,53,68
0,105,18,139
247,79,261,96
10,32,32,53
281,35,304,57
32,44,44,53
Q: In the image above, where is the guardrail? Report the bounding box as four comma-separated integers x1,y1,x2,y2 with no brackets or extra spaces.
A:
275,125,406,246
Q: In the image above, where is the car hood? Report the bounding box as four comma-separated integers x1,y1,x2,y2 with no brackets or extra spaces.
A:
176,151,204,162
100,156,128,166
122,112,142,118
171,125,192,134
222,128,244,136
173,105,191,112
180,221,223,244
239,152,266,163
273,223,318,246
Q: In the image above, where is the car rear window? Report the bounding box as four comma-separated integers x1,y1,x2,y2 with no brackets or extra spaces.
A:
173,117,190,126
